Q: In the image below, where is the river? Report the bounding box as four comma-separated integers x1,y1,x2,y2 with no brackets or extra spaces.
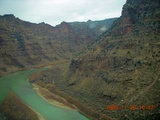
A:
0,69,90,120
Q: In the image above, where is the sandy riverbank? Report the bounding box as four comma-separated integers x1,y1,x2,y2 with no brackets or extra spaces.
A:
26,103,45,120
32,84,77,111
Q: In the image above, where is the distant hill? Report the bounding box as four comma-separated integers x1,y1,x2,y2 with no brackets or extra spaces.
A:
69,18,117,36
0,15,116,75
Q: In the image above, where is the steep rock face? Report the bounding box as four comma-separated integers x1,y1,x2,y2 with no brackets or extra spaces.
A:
0,15,116,75
0,15,72,74
108,0,160,35
64,0,160,119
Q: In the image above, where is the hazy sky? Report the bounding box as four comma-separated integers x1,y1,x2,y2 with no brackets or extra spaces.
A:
0,0,126,26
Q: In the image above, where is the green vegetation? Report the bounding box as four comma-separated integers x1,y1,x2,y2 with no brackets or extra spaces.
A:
0,113,7,120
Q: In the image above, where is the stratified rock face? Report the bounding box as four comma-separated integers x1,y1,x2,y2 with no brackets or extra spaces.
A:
109,0,160,35
65,0,160,119
0,15,117,75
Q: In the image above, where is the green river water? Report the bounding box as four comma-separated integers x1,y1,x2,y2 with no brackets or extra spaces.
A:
0,69,89,120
